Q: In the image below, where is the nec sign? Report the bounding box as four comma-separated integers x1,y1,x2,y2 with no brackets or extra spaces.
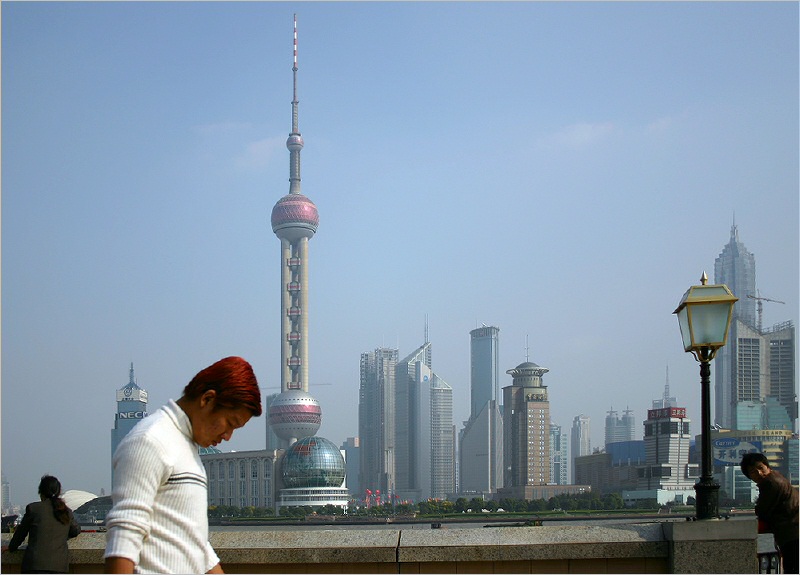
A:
118,411,146,419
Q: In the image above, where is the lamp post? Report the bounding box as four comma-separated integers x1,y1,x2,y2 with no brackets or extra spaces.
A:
673,272,738,520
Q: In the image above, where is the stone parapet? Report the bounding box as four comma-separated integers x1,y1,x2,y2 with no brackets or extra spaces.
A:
1,518,758,574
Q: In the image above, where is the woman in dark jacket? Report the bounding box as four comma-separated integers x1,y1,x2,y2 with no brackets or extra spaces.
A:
4,475,81,573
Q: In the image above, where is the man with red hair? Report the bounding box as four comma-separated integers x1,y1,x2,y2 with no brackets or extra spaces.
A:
104,357,262,574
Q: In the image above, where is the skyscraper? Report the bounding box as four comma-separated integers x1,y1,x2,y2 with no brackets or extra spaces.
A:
358,347,398,498
469,326,500,419
621,406,699,506
340,437,361,499
713,224,796,430
570,414,591,483
417,362,455,500
726,319,797,430
713,222,756,428
605,407,636,447
638,407,696,493
714,222,757,327
502,361,551,488
268,16,322,449
459,325,503,494
550,422,568,485
111,364,148,482
394,341,432,500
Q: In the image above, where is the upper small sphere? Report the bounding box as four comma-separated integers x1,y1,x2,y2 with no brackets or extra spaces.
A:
287,134,304,152
271,193,319,241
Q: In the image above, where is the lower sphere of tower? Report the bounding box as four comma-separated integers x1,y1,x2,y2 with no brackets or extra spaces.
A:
281,436,345,489
268,390,322,441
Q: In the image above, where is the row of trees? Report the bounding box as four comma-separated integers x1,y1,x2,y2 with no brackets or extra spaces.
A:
209,492,665,519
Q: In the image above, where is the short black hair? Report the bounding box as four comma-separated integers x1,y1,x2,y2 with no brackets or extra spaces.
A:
740,452,770,477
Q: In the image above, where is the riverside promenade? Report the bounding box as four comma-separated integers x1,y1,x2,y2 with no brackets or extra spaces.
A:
2,516,759,573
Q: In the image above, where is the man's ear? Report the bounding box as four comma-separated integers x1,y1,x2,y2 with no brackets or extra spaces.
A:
199,389,217,408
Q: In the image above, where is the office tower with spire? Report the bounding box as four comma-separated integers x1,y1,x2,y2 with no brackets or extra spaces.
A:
570,414,591,483
502,361,551,489
111,364,148,481
359,347,399,499
459,326,503,494
653,367,678,410
268,16,322,449
713,223,796,430
714,222,757,429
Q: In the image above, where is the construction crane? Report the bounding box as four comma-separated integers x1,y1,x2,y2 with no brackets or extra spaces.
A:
747,291,785,332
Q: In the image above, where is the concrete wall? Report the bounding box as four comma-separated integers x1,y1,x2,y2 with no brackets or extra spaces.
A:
2,519,759,574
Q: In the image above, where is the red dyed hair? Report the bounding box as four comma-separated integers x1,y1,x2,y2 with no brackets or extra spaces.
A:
183,356,262,417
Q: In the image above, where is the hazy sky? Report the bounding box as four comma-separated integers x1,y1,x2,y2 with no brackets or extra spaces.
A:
2,1,798,507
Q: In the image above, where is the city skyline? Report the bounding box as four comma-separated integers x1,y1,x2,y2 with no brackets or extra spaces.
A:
2,2,797,507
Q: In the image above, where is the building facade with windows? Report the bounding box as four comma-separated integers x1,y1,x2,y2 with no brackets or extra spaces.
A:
458,399,503,495
358,347,398,499
201,449,279,510
570,414,591,484
469,326,500,419
605,408,636,447
459,326,504,496
623,407,698,506
550,422,568,485
394,342,432,502
502,362,551,490
417,362,455,501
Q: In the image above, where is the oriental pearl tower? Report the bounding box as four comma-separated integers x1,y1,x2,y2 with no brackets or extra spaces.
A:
268,15,322,448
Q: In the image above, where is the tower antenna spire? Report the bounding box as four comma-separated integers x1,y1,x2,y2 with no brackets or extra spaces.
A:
287,13,303,195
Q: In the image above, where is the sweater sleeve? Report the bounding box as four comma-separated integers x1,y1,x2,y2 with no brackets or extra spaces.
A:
104,432,171,563
204,540,221,573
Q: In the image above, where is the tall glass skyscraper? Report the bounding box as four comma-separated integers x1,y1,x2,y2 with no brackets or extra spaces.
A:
394,341,432,500
459,326,503,494
714,222,757,326
714,222,756,428
469,326,500,418
549,422,568,485
713,224,796,431
570,414,591,484
605,408,636,447
358,347,398,498
417,362,455,501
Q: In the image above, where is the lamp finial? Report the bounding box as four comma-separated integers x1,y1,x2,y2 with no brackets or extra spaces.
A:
700,271,708,285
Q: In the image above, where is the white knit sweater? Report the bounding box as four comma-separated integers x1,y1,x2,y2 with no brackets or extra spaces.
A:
104,400,219,574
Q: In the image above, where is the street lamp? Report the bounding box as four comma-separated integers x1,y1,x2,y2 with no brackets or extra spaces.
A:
673,271,738,520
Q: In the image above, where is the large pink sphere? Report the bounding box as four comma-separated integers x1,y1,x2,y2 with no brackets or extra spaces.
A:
268,390,322,441
271,193,319,241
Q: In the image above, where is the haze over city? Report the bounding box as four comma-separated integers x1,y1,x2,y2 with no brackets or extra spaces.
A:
2,2,797,507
